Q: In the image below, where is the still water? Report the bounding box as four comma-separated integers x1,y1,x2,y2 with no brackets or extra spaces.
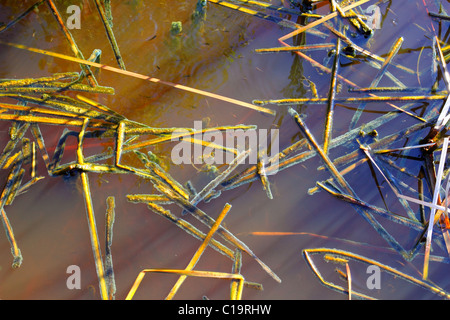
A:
0,0,449,299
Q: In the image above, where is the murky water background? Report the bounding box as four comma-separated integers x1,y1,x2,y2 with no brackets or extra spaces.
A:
0,0,449,299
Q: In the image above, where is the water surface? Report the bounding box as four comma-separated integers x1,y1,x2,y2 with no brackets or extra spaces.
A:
0,0,449,299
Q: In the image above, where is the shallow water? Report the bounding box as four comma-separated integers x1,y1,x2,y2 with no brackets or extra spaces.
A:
0,0,449,300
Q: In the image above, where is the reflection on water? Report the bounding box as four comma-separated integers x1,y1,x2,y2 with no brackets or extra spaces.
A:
0,0,449,300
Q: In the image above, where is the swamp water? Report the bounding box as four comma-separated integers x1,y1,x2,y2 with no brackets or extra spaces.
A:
0,0,449,299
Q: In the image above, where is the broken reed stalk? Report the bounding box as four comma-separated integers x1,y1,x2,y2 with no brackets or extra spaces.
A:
134,150,190,200
350,37,404,129
144,201,236,260
255,43,335,53
0,208,22,268
93,0,126,70
0,152,24,268
288,108,353,195
254,95,446,106
429,12,450,21
323,37,341,154
0,41,275,116
0,0,45,33
166,203,232,300
234,0,313,16
423,137,449,280
257,153,273,199
113,122,281,284
183,150,250,214
289,108,411,259
433,36,450,131
77,118,108,300
274,36,422,123
303,248,450,299
124,124,256,151
230,248,243,300
126,269,244,300
334,1,372,36
208,0,304,29
154,178,282,283
0,72,80,87
316,182,437,234
278,0,371,42
324,23,413,76
345,262,352,300
105,196,116,300
46,0,98,87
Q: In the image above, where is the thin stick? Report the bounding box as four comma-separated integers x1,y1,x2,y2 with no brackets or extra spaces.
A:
77,119,108,300
0,41,275,116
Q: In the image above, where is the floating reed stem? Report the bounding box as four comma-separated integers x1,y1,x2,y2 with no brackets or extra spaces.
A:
0,208,22,268
323,37,341,154
46,0,98,87
254,95,445,106
257,153,273,199
230,248,243,300
429,12,450,21
166,203,232,300
126,269,244,300
0,72,80,87
144,201,235,260
0,41,275,116
0,152,24,268
0,0,45,34
278,0,371,42
350,37,404,129
423,137,449,280
303,248,450,299
289,108,411,259
93,0,126,70
288,108,353,195
255,43,335,54
105,196,116,300
77,119,108,300
184,150,250,214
